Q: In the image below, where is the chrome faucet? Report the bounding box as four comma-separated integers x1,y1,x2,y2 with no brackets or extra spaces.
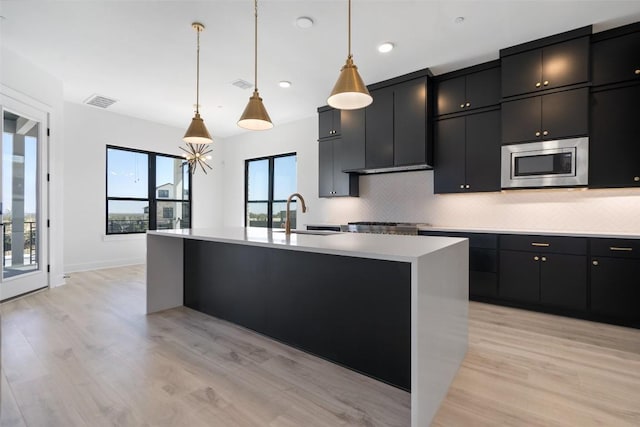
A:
285,193,307,235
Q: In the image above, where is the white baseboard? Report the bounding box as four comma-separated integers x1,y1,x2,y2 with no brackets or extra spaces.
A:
64,257,146,274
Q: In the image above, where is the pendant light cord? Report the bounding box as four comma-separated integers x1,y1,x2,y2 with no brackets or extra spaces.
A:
254,0,258,92
348,0,352,58
195,26,201,114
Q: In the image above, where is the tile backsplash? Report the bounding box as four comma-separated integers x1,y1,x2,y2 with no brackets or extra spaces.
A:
322,170,640,235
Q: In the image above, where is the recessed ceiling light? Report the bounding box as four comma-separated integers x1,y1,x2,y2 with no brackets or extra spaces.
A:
279,81,292,88
295,17,314,29
378,42,395,53
454,16,465,24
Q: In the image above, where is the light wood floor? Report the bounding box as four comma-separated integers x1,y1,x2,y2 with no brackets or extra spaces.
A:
1,266,639,427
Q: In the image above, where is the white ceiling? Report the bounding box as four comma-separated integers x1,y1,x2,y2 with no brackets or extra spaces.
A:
2,1,640,138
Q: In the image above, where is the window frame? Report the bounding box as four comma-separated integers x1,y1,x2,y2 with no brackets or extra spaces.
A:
106,145,192,235
245,152,296,229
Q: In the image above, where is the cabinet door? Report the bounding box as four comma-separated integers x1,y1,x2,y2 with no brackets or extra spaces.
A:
394,78,427,166
542,37,590,90
501,96,541,143
470,248,498,298
318,140,334,197
592,31,640,86
341,109,366,171
501,49,542,97
590,85,640,188
591,257,640,322
318,109,338,139
499,250,540,303
332,139,357,197
541,88,589,140
540,253,587,311
465,110,501,192
466,67,501,110
436,76,465,116
365,87,394,169
434,116,466,193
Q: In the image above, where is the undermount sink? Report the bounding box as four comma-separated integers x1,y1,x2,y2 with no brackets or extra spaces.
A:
273,229,339,236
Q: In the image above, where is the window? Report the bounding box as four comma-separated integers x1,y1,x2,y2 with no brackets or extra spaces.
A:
245,153,297,229
106,146,191,234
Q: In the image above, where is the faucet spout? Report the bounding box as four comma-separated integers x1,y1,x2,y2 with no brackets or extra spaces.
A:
285,193,307,235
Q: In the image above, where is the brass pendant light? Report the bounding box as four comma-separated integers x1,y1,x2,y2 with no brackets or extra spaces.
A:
238,0,273,130
183,22,213,144
327,0,372,110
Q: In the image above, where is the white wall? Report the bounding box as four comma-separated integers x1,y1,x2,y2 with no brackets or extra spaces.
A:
62,102,223,272
222,116,640,235
1,46,66,286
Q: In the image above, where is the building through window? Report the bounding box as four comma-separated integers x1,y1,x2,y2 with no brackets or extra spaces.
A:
106,146,191,234
245,153,297,229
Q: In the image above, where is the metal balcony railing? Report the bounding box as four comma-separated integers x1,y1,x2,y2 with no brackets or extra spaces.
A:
2,221,37,267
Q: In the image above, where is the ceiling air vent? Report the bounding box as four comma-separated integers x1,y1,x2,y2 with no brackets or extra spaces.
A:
84,94,117,109
232,79,253,90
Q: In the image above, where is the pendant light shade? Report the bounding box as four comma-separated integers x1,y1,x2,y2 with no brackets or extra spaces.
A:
238,0,273,131
238,90,273,130
184,112,212,144
183,22,213,144
327,0,372,110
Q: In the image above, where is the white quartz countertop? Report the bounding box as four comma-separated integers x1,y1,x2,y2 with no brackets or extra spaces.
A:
147,227,465,263
418,225,640,239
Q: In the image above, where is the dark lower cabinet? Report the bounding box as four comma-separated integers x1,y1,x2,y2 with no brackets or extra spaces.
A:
591,257,640,323
499,250,541,303
540,253,587,310
590,238,640,325
499,235,588,310
184,239,412,390
589,84,640,188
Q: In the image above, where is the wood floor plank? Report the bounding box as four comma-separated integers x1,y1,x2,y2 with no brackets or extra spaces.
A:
2,265,640,426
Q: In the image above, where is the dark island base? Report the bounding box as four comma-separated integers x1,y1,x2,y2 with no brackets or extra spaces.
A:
183,239,412,390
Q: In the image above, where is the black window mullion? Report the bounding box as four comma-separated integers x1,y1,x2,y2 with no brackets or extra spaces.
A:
148,153,157,230
268,157,275,228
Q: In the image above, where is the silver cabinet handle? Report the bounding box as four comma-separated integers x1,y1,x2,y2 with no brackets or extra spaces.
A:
466,102,471,107
535,131,541,137
531,242,550,247
535,82,541,88
609,247,633,252
541,256,547,262
534,256,540,261
635,69,640,75
543,80,549,86
543,130,548,136
592,260,599,266
634,176,639,182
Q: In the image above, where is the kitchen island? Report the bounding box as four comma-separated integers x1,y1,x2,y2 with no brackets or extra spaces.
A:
146,227,468,426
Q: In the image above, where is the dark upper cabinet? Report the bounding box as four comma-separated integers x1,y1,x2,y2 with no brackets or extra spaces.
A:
590,238,640,324
436,66,501,116
592,26,640,87
318,108,341,139
365,86,394,169
501,36,590,98
501,87,589,143
340,109,366,171
394,78,427,166
590,84,640,188
318,138,359,197
435,109,501,193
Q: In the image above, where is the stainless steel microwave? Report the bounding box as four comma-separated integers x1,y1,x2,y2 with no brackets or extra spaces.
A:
501,137,589,189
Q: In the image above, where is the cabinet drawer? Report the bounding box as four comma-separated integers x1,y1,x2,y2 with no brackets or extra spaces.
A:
590,238,640,259
500,234,587,255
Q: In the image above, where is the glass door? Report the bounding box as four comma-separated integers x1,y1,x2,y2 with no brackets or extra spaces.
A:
0,97,48,301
